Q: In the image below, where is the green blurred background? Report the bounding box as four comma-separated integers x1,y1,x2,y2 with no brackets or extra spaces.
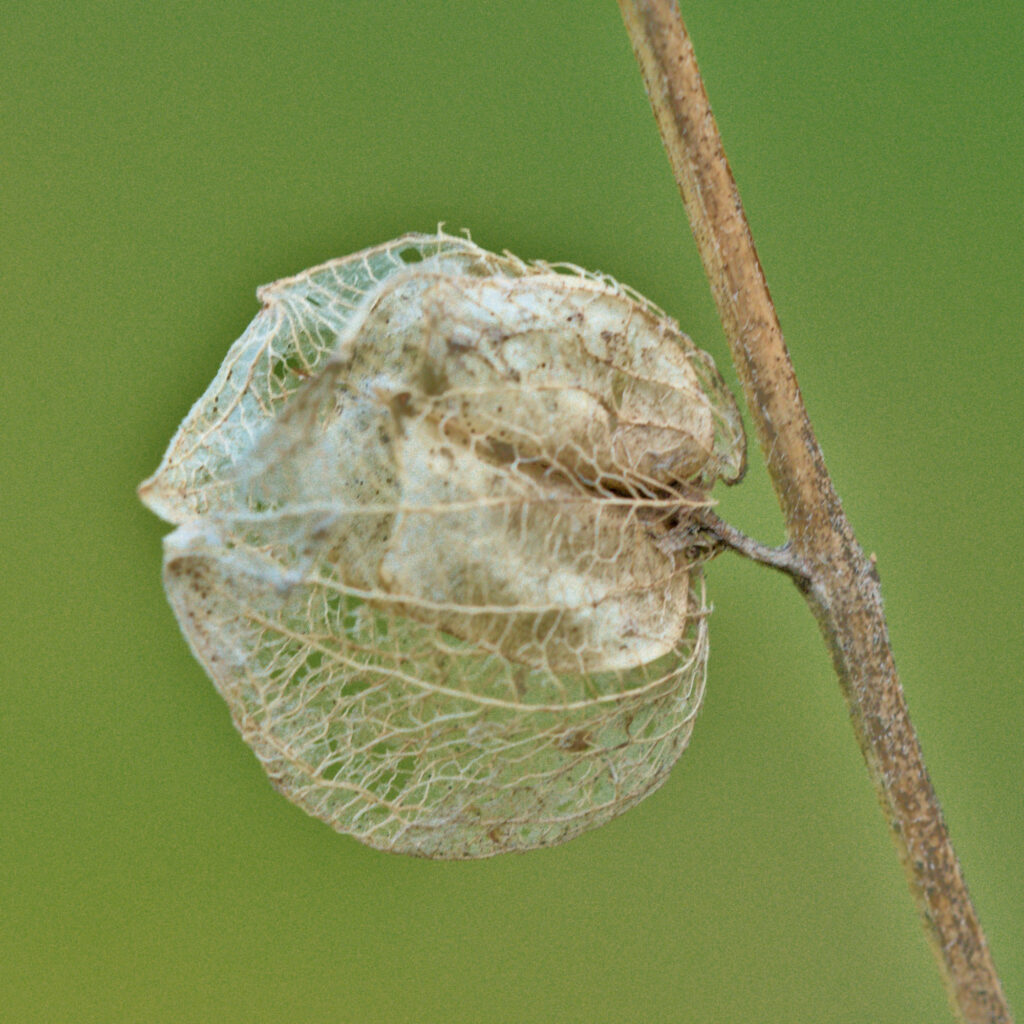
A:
3,1,1021,1021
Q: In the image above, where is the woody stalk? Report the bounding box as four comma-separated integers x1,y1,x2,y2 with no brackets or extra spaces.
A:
615,2,1011,1022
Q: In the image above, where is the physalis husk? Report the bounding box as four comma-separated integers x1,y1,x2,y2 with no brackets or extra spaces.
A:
140,232,745,858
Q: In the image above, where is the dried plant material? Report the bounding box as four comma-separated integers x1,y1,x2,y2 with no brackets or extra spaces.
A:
139,231,745,858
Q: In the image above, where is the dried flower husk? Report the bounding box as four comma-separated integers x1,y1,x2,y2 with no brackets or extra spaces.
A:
140,232,745,858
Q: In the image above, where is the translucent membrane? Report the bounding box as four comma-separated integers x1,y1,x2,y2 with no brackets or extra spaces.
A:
140,232,745,857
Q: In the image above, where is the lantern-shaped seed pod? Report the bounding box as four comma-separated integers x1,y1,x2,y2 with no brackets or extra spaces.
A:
139,232,745,858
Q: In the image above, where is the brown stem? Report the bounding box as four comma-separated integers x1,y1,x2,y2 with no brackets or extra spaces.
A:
616,2,1012,1021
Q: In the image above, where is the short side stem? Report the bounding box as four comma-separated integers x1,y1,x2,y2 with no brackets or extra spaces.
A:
617,2,1012,1021
693,509,809,580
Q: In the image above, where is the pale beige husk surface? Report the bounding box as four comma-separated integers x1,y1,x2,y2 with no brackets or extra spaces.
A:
140,232,745,857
